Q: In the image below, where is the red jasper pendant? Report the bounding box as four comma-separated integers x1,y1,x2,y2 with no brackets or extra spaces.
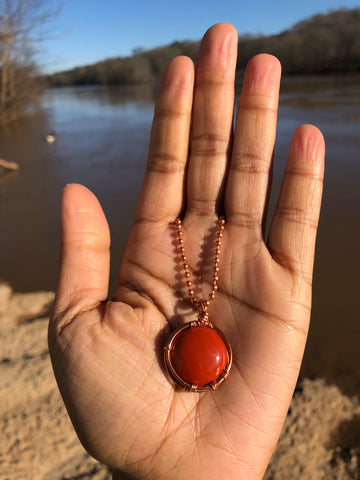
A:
164,322,232,392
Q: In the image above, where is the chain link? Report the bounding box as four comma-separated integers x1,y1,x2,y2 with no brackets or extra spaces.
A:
174,217,225,312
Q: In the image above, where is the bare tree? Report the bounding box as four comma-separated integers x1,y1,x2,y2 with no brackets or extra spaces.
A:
0,0,61,123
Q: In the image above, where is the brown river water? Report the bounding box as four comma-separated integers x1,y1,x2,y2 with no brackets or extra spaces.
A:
0,76,359,395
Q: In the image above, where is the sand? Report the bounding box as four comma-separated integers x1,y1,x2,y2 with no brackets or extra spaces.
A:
1,283,359,480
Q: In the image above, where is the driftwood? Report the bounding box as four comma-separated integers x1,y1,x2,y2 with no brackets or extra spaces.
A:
0,158,20,171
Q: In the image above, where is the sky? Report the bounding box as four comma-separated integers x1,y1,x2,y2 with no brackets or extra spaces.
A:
39,0,360,73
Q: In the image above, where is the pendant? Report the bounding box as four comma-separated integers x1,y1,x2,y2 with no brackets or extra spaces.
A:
164,318,232,392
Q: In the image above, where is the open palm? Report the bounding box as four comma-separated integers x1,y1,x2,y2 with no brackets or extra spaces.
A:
49,24,325,480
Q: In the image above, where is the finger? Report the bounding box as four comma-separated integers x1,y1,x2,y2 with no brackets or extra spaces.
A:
225,54,281,235
52,183,111,327
134,56,194,224
186,23,238,217
268,124,325,281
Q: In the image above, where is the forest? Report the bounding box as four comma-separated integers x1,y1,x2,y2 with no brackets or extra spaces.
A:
47,8,360,88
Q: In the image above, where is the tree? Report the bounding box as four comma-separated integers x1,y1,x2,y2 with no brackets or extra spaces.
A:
0,0,61,123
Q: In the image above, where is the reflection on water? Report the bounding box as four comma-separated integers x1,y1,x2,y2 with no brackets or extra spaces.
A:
0,84,157,298
0,76,359,394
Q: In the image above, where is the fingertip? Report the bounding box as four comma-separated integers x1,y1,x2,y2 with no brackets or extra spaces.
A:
204,22,238,41
248,53,281,71
62,183,90,211
62,183,98,203
198,23,238,71
291,124,325,163
170,55,194,69
159,55,194,92
241,54,281,99
62,183,108,225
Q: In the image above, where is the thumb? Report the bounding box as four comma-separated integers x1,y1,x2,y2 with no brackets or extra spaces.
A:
51,183,110,330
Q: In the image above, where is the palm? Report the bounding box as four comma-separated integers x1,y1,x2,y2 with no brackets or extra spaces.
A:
49,24,324,480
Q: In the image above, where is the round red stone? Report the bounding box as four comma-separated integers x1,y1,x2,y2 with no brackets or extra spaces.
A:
170,325,228,386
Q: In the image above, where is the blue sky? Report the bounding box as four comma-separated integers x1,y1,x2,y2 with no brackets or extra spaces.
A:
40,0,360,73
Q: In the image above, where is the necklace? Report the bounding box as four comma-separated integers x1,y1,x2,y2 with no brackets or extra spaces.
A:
164,217,232,392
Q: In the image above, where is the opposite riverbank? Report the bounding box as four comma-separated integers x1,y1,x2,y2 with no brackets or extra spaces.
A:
1,283,359,479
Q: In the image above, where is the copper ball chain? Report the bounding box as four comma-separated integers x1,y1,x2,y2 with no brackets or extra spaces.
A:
174,217,225,315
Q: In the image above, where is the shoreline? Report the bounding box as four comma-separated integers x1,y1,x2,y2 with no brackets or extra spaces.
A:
1,283,359,479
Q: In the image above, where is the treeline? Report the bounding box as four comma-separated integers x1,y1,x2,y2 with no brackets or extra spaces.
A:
47,41,199,87
48,7,360,88
237,8,360,74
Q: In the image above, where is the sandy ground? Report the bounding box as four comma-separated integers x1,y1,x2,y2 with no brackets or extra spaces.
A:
1,283,360,480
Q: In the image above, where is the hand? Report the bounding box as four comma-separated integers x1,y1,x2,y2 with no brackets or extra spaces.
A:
49,23,325,480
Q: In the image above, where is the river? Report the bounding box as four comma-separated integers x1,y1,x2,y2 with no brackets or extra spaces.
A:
0,76,359,394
